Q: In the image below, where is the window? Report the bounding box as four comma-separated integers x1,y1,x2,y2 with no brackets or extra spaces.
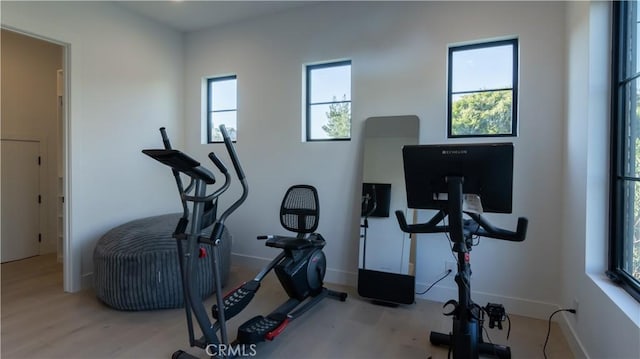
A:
305,60,352,141
448,39,518,138
207,75,237,143
610,0,640,301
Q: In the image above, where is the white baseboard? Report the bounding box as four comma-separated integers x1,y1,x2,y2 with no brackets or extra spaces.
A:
558,311,590,359
414,281,560,321
81,271,93,289
231,253,358,287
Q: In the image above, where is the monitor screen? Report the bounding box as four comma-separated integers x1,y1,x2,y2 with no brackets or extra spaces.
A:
361,183,391,218
401,143,514,213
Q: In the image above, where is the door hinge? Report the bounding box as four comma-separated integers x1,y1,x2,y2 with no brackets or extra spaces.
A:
38,195,42,204
38,156,41,165
39,233,42,243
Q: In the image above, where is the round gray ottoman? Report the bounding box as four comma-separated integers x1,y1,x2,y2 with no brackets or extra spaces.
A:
93,213,231,311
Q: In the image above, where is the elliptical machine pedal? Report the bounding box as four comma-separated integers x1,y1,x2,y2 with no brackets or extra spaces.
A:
237,314,289,344
212,280,260,321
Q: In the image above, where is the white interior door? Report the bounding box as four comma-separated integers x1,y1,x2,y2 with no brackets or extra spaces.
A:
1,139,41,262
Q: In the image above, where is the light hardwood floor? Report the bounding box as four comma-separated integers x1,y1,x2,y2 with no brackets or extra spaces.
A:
1,254,573,358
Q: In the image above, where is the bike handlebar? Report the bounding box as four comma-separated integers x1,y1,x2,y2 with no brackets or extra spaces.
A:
395,210,448,234
395,210,527,242
466,213,527,242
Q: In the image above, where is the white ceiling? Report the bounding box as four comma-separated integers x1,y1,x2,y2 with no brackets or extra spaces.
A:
116,1,314,33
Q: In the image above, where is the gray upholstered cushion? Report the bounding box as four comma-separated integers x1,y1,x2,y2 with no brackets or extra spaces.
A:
93,213,231,311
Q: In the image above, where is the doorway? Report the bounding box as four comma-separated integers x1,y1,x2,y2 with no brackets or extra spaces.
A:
1,29,66,286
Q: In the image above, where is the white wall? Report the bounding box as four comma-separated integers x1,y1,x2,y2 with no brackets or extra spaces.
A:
184,1,567,317
1,1,184,291
563,2,640,358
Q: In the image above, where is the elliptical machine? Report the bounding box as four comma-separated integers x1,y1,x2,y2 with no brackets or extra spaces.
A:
143,125,347,358
395,143,528,359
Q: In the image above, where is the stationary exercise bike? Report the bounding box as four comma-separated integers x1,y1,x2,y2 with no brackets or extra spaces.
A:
143,125,347,358
395,143,528,359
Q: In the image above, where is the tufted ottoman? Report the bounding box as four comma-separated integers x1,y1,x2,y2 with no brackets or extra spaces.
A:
93,213,231,311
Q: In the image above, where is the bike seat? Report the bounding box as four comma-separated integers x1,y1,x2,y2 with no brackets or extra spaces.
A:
265,234,325,250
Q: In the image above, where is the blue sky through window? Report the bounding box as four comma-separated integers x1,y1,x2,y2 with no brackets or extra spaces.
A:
210,77,236,111
310,65,351,103
451,44,513,92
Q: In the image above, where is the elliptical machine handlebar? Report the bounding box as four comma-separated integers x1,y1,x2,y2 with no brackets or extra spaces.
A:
209,125,248,244
220,125,246,181
395,209,527,242
144,126,245,230
149,126,241,205
208,152,228,174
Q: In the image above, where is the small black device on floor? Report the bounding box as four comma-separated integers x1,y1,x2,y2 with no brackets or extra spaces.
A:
485,303,507,330
396,143,528,359
143,125,347,359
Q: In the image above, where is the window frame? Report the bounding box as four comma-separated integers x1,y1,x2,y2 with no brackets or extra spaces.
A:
305,60,352,142
609,0,640,302
207,75,237,144
447,38,519,138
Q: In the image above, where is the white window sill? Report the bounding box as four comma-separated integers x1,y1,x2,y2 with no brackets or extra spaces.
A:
588,272,640,327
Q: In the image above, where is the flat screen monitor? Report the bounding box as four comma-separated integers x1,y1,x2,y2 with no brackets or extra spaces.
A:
401,143,514,214
361,183,391,218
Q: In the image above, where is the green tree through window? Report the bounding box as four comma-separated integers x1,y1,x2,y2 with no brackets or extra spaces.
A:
451,91,512,136
322,96,351,138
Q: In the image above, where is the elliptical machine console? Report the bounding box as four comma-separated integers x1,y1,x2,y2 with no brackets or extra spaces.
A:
143,125,346,359
396,143,528,359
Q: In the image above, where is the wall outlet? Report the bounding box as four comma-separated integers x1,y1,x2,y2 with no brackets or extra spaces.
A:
445,261,456,273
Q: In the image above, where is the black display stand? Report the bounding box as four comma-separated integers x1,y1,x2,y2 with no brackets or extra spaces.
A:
359,183,415,306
